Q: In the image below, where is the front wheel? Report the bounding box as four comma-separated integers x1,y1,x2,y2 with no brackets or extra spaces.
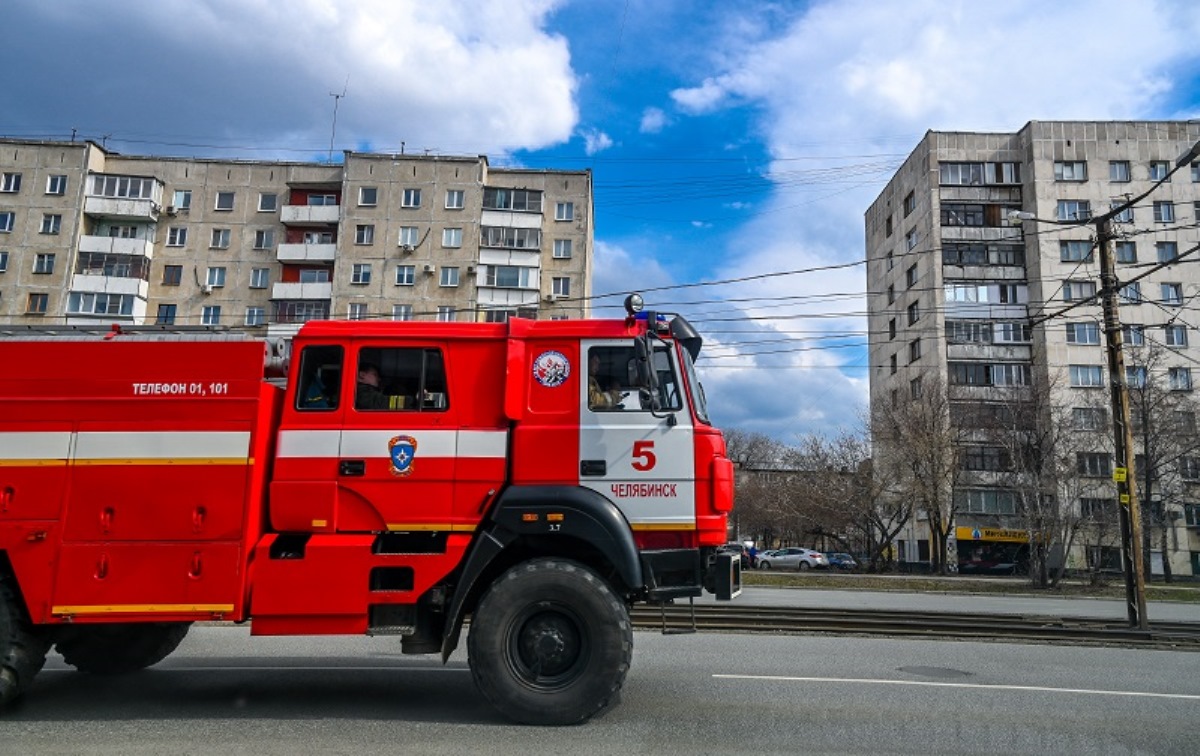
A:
467,558,632,725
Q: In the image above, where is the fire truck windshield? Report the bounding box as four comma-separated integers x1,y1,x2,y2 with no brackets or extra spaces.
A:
679,347,710,425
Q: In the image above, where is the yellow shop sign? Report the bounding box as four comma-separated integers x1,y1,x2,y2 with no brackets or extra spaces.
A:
956,526,1029,543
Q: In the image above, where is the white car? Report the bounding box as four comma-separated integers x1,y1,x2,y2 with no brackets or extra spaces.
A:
757,547,828,571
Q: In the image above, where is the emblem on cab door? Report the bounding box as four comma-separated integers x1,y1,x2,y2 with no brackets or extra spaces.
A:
532,350,570,388
388,435,418,477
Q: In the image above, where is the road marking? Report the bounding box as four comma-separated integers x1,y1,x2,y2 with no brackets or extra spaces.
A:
713,674,1200,701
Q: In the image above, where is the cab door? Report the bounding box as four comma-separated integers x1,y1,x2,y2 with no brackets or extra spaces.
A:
577,339,695,531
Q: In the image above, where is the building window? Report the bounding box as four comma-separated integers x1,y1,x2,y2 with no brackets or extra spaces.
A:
392,304,413,321
1127,365,1147,388
1161,283,1184,305
1153,201,1175,223
201,305,221,325
33,253,55,274
1,173,21,192
1149,161,1170,181
885,216,893,237
1077,452,1112,478
905,230,917,250
1110,200,1134,224
1060,240,1093,262
173,189,192,210
210,229,231,249
440,266,460,287
250,268,269,289
946,321,991,344
1180,458,1200,482
555,202,574,221
1115,241,1137,263
888,318,897,340
307,194,337,206
26,292,48,314
206,267,226,288
163,265,183,286
483,265,534,289
905,263,918,288
1119,282,1142,303
1057,200,1091,221
1072,407,1106,430
355,224,375,245
46,175,67,195
402,188,422,208
258,193,277,212
1124,324,1145,345
903,191,915,216
156,304,176,325
442,228,462,248
940,203,985,226
909,376,922,399
483,188,542,212
351,263,371,285
963,447,1011,472
955,489,1018,515
908,338,921,363
906,301,920,325
252,229,274,250
552,276,571,297
445,189,465,209
359,187,377,207
1170,367,1193,391
1157,241,1179,263
40,214,62,234
1109,161,1131,182
348,302,368,321
886,284,895,304
215,191,235,211
481,226,541,250
553,239,573,259
1070,365,1104,387
436,306,456,322
1166,324,1189,347
993,363,1031,386
245,307,266,326
0,251,7,272
167,227,188,247
1066,322,1101,345
1063,280,1097,302
395,265,415,285
1054,161,1088,181
0,212,13,232
889,354,897,375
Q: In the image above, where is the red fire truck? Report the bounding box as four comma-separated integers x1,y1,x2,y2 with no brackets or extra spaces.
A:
0,296,737,725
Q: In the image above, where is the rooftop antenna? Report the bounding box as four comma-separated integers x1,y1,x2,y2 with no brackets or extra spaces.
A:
327,76,349,163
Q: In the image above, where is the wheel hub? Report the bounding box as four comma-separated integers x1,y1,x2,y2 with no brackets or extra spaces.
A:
516,610,581,681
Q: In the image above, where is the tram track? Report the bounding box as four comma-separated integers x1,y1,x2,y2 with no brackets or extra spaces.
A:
629,603,1200,649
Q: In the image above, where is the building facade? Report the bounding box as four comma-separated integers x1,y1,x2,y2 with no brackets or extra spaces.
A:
866,121,1200,577
0,140,593,338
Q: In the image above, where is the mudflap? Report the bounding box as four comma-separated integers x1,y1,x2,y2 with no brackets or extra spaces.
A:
708,552,741,600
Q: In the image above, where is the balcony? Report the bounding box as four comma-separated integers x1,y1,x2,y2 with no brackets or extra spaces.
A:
281,205,340,225
478,288,540,308
79,235,155,260
277,242,337,263
70,274,149,299
271,281,333,300
84,196,159,221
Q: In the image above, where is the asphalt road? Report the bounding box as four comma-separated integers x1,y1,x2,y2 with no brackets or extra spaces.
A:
6,610,1198,755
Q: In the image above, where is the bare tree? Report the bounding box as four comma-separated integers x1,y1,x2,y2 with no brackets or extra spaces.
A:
872,376,965,574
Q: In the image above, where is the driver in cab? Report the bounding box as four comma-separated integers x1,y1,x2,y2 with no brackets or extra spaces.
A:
587,353,625,410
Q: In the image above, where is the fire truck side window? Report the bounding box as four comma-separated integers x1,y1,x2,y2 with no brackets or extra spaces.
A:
588,345,682,412
296,345,343,411
356,346,449,412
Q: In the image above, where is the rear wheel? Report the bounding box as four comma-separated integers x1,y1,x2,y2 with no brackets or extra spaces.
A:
468,558,632,725
0,578,49,708
798,561,811,571
56,623,191,675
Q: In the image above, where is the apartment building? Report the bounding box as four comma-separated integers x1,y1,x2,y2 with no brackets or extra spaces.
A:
0,139,592,340
866,121,1200,577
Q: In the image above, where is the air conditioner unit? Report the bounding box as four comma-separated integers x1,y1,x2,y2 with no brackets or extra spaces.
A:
423,264,436,273
400,244,415,254
544,293,562,302
201,284,213,294
466,265,477,274
165,205,177,216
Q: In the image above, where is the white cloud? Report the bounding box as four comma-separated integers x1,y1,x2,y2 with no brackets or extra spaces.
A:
582,128,614,155
639,107,668,133
590,241,675,306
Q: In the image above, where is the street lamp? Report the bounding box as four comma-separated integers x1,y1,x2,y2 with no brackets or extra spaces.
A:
1011,137,1200,630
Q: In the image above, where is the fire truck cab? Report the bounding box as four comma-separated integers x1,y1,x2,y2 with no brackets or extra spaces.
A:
0,297,737,724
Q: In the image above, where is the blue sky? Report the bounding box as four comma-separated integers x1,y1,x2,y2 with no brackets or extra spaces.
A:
4,0,1200,441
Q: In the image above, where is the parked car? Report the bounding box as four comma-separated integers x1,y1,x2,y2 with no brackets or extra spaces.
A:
826,552,858,571
756,547,828,571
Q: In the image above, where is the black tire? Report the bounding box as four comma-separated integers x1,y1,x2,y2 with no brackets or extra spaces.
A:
467,558,632,725
798,561,811,571
0,578,50,708
759,561,772,570
56,623,191,675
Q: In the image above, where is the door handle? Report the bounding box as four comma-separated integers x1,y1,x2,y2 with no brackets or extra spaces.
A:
580,459,606,476
339,459,366,476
